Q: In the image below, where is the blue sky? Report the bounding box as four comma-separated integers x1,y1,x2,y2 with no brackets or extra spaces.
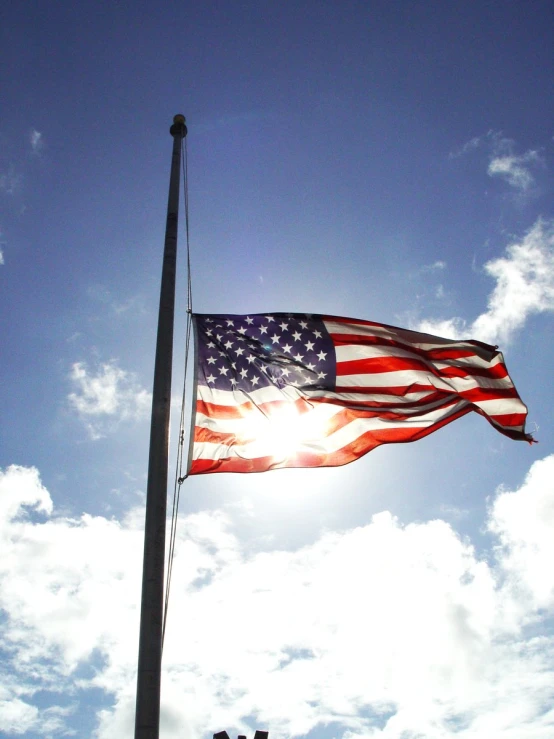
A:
1,2,554,738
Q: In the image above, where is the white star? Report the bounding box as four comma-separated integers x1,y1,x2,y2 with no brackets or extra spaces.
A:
205,318,214,323
279,322,289,331
313,329,322,338
246,316,254,324
282,343,292,353
240,368,248,379
293,353,304,362
317,371,326,380
238,326,247,335
206,329,213,336
299,320,308,329
266,315,275,323
270,334,281,344
218,351,225,357
251,376,260,386
317,351,327,361
304,340,315,351
281,367,290,377
259,325,268,334
246,355,256,364
224,340,233,349
306,362,315,371
216,334,223,341
237,336,246,342
230,378,238,387
226,319,234,327
219,366,229,376
207,341,215,349
207,356,216,365
292,331,302,341
235,347,244,356
206,374,216,384
231,362,236,369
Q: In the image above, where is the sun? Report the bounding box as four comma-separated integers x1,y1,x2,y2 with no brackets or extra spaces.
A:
238,401,333,466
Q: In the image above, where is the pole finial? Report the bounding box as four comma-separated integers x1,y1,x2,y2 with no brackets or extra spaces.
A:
170,113,187,137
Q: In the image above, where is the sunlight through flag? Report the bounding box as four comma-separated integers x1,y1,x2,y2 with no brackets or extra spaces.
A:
188,313,533,474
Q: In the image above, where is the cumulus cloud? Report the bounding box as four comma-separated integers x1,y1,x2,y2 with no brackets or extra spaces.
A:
417,218,554,345
68,361,151,438
1,459,554,738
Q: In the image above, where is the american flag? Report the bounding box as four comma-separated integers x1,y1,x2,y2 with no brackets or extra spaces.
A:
188,313,532,474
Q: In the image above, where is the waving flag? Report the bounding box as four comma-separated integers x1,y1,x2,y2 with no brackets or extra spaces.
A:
188,313,532,474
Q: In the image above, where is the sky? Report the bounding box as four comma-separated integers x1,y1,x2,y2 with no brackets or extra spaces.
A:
1,2,554,738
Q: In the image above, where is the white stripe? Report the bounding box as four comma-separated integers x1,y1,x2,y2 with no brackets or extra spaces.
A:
197,382,306,407
195,391,458,437
308,388,437,404
469,397,527,416
195,401,343,436
324,319,484,352
198,382,456,417
306,390,460,416
335,344,506,373
193,398,470,462
335,343,428,363
336,369,513,392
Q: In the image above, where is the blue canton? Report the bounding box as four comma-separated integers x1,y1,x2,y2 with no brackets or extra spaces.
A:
195,313,336,393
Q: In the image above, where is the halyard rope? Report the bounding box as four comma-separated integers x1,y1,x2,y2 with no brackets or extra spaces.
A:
162,133,193,651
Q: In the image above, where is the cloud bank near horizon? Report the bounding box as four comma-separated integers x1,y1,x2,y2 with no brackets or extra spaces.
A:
1,456,553,738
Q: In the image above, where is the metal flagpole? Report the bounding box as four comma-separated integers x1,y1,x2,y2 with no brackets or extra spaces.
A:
135,113,188,739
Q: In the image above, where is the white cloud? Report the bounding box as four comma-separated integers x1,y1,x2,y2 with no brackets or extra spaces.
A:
0,165,22,195
486,133,543,193
68,361,151,438
449,136,482,159
421,260,446,272
0,695,39,735
488,150,541,192
0,249,4,265
417,218,554,345
1,459,554,738
86,284,147,316
489,454,554,614
449,131,544,194
29,129,43,155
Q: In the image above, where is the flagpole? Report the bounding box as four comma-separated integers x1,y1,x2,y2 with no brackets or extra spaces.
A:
135,113,187,739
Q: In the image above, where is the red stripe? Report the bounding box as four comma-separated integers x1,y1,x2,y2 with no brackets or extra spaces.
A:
197,396,311,420
336,356,434,376
312,389,447,411
194,426,247,446
336,352,509,382
190,406,475,475
334,383,435,395
331,333,498,367
487,412,527,428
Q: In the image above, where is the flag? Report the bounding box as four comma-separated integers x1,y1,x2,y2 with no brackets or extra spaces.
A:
188,313,532,475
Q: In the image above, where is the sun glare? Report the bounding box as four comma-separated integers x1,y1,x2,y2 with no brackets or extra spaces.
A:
239,403,330,464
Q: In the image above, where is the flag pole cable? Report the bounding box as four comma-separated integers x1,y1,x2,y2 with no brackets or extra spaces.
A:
135,113,187,739
162,133,194,649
